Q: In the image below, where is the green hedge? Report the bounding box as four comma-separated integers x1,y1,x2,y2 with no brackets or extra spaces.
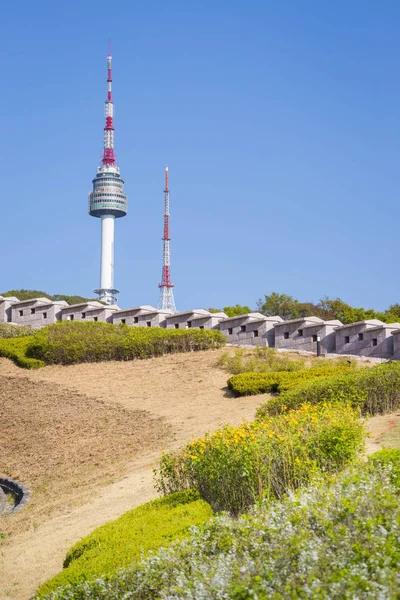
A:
36,490,212,597
259,361,400,418
36,451,400,600
0,336,44,369
228,364,355,397
27,322,225,365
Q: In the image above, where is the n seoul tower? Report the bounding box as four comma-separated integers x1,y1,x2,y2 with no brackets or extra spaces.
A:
88,43,128,305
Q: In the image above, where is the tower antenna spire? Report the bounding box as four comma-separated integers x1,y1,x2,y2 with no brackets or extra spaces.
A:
88,44,128,306
102,39,115,166
158,166,177,312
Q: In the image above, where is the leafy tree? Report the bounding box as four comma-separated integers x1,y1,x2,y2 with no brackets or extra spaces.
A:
256,292,310,320
223,305,252,318
386,304,400,320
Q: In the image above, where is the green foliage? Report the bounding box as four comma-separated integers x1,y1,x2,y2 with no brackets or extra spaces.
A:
36,490,212,597
256,292,314,320
369,448,400,487
0,289,102,305
0,336,44,369
155,402,364,515
260,361,400,417
256,291,400,324
222,304,252,317
27,321,225,365
42,452,400,600
217,346,306,374
228,364,355,396
0,323,33,338
387,303,400,319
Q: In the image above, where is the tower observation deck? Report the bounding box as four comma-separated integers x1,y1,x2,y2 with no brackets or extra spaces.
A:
88,45,128,305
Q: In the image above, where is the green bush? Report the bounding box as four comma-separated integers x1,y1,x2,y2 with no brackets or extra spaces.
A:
155,402,365,515
36,490,212,597
228,364,355,396
36,452,400,600
260,361,400,417
0,336,44,369
0,323,33,338
217,346,307,374
26,321,225,365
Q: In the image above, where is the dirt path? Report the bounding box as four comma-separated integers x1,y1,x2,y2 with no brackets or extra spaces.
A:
366,411,400,454
0,350,267,599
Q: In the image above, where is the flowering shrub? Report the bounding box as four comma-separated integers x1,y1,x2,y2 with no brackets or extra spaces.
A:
36,451,400,599
155,402,364,514
26,322,225,365
36,490,212,597
228,364,355,396
260,361,400,417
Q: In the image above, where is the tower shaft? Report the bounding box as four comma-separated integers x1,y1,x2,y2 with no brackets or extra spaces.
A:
100,215,115,290
158,167,176,312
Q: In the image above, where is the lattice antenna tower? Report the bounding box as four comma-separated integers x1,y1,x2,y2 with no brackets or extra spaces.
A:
88,41,128,305
158,167,177,312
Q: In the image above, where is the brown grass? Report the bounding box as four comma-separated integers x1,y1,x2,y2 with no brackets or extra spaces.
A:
0,375,170,535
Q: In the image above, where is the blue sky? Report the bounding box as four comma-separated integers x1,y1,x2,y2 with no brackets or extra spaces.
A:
1,1,399,311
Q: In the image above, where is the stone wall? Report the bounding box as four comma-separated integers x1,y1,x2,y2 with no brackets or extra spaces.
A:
112,306,157,326
165,310,211,330
334,320,385,355
274,317,324,350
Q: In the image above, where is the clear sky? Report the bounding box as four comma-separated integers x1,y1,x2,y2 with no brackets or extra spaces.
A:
2,1,399,311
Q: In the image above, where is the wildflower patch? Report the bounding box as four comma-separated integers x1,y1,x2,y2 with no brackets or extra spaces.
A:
155,402,364,515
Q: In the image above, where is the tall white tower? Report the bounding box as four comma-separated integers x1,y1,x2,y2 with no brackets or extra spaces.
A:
88,44,128,305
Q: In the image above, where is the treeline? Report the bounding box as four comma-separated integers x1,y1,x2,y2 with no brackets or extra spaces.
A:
1,289,102,306
211,293,400,324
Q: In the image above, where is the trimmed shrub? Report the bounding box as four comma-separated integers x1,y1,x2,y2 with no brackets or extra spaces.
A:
228,364,355,396
155,402,365,515
36,452,400,600
259,361,400,417
36,490,212,597
0,323,33,338
26,321,226,365
0,337,44,369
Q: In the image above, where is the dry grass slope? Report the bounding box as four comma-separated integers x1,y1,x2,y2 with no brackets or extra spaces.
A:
0,375,171,536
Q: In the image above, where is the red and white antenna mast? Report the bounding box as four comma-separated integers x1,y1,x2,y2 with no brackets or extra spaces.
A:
103,40,115,166
158,166,177,312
